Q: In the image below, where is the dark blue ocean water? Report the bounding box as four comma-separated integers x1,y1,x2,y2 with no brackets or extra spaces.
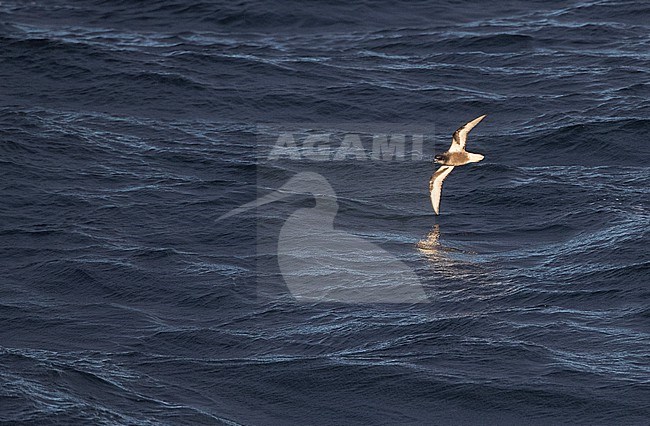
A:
1,1,649,424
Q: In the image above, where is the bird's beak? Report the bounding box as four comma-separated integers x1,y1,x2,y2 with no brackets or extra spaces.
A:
217,189,292,221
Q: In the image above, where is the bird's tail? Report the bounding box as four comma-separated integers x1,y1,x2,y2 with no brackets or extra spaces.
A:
467,152,484,163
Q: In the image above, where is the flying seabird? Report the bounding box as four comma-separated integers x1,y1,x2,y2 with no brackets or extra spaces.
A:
429,114,486,215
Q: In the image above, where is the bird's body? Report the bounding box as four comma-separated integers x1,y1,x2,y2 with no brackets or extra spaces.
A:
430,114,486,215
434,151,484,166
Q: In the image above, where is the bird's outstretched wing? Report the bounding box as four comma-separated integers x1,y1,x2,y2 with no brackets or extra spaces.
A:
449,114,486,152
429,166,454,215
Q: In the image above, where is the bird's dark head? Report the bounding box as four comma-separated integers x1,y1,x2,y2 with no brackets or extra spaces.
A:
434,154,447,164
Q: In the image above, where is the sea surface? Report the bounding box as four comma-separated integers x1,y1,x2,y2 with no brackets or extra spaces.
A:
1,0,649,424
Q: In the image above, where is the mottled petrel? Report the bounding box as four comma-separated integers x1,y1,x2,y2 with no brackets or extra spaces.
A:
429,115,487,215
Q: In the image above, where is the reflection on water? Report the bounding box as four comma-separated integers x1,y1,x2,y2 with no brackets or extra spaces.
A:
416,225,478,282
417,224,463,255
